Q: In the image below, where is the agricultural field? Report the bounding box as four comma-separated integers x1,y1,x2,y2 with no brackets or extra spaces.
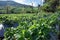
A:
0,0,60,40
0,12,60,40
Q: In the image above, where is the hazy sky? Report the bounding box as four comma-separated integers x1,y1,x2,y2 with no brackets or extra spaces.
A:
0,0,44,7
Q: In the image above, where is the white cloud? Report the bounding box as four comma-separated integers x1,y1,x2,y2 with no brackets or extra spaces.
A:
28,2,37,7
13,0,26,4
42,0,44,2
13,0,37,7
0,0,44,7
41,0,44,5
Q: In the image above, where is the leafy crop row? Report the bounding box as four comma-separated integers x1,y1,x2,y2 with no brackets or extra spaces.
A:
0,13,59,40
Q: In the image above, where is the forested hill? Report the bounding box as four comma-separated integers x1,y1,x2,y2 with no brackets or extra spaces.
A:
0,1,31,7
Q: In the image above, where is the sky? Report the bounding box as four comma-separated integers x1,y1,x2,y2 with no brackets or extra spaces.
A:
0,0,44,7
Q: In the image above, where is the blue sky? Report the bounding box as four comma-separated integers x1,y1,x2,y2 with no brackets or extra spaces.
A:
13,0,44,7
0,0,44,7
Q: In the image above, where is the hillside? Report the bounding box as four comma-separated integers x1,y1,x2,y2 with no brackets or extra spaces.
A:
0,1,31,7
0,1,34,14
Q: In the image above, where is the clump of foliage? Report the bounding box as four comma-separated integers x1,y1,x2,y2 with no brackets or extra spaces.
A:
41,0,60,12
0,13,59,40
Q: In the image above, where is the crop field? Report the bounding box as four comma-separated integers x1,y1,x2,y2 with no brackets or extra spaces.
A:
0,12,60,40
0,0,60,40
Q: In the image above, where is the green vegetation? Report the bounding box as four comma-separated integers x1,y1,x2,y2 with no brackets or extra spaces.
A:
0,12,60,40
0,0,60,40
0,7,38,14
42,0,60,12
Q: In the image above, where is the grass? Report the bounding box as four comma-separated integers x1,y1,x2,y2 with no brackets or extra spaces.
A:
0,13,34,16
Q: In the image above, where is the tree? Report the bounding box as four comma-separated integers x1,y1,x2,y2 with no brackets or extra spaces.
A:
43,0,60,12
6,0,12,14
30,0,34,13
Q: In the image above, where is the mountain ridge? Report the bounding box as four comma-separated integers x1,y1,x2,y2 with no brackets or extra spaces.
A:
0,1,32,7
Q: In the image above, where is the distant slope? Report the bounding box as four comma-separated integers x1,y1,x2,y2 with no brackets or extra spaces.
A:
0,1,31,7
